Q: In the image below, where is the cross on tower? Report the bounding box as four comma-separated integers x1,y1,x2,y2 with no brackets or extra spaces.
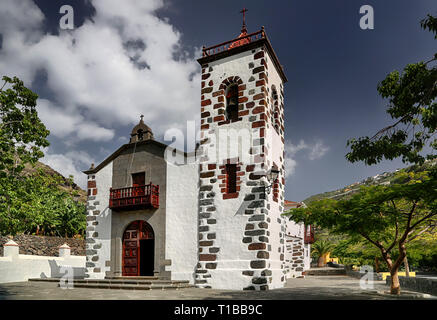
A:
240,8,248,32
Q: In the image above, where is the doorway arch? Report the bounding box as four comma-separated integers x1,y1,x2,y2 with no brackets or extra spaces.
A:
122,220,155,276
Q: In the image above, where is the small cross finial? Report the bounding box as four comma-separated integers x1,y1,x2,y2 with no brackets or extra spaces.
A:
240,8,248,32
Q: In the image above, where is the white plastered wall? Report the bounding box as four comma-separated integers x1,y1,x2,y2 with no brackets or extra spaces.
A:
165,161,199,284
263,48,287,289
0,245,85,283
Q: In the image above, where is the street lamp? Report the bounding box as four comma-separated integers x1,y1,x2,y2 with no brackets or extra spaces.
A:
263,166,280,195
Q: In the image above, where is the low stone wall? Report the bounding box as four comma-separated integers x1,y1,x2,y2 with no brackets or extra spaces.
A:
0,234,85,257
305,267,346,276
346,269,382,281
386,276,437,296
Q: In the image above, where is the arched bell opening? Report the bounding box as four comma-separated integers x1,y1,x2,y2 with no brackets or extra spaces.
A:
225,84,239,122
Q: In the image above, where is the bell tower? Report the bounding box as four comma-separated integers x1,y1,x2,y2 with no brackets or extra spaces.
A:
196,12,288,290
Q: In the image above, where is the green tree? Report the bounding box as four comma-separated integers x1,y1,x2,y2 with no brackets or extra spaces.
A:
346,15,436,165
0,168,86,237
0,76,50,177
0,76,86,237
0,75,50,233
311,240,335,267
284,171,437,295
331,239,381,268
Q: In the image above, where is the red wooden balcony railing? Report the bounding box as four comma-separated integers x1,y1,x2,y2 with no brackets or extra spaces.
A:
109,184,159,210
202,28,266,57
304,225,315,244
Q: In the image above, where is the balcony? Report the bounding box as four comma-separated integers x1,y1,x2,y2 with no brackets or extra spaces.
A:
304,225,315,244
109,184,159,210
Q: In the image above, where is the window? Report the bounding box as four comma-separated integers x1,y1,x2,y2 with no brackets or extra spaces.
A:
271,164,279,202
225,164,237,194
132,172,145,187
271,86,280,133
225,84,239,122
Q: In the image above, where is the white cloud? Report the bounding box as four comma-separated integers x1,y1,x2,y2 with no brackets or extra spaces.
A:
284,139,330,179
0,0,200,138
284,156,298,179
0,0,201,186
285,139,308,155
38,99,115,142
309,141,330,160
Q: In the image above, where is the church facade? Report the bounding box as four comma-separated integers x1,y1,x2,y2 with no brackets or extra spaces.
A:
83,24,311,290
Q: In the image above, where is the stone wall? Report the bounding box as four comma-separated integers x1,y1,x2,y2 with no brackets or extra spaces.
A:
346,268,382,281
284,236,305,278
386,276,437,296
0,234,85,257
84,161,113,279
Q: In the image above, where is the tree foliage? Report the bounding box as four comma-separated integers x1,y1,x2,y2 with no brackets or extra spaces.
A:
0,75,86,237
311,240,334,259
0,168,87,237
346,15,437,165
0,76,50,178
284,170,437,294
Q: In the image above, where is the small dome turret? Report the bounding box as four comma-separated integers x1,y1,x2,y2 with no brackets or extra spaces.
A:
130,115,154,143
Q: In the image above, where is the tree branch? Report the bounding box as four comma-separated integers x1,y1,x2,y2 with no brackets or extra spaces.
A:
387,213,399,252
358,231,385,251
406,225,432,243
409,212,437,232
370,112,414,141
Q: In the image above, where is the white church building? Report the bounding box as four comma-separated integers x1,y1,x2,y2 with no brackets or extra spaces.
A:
83,22,312,290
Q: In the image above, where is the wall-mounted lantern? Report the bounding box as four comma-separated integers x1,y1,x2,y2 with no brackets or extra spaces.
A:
263,166,280,195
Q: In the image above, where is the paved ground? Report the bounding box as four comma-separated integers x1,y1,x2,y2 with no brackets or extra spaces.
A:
0,276,435,300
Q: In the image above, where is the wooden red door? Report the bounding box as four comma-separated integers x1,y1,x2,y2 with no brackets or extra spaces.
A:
122,221,140,276
132,173,145,197
122,220,154,276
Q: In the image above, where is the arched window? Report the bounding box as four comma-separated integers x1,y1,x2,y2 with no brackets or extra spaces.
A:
271,86,280,134
225,84,239,122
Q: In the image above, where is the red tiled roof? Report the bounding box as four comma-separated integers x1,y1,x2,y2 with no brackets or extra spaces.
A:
284,200,304,209
228,30,251,49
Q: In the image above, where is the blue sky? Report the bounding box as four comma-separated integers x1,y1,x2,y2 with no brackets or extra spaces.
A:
0,0,436,201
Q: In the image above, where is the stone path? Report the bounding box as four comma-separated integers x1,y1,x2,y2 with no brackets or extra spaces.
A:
0,276,435,300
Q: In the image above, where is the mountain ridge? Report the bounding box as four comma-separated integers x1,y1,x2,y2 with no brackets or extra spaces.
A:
22,161,87,204
303,159,437,204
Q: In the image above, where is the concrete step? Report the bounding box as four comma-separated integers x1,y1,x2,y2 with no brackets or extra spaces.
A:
28,277,194,290
305,267,346,276
67,282,194,290
105,276,160,280
30,278,189,284
75,279,189,285
29,278,61,283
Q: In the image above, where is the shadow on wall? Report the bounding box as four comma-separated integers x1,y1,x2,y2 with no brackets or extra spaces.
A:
40,260,86,279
